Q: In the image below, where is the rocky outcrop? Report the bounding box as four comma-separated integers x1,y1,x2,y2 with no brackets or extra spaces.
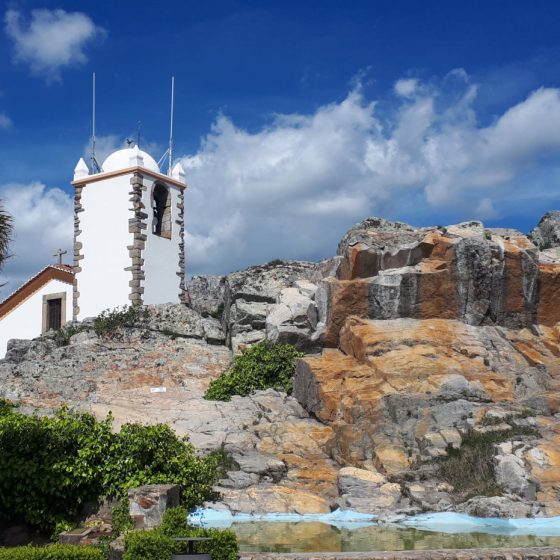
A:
2,212,560,519
314,219,560,347
530,211,560,250
0,322,340,515
286,214,560,516
294,315,560,515
187,260,339,353
289,214,560,517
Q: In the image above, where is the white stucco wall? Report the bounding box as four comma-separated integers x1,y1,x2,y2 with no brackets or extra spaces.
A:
143,179,182,305
76,175,133,319
0,279,73,358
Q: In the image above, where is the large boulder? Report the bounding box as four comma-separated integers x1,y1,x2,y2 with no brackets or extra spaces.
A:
187,275,226,318
315,218,549,347
294,316,559,474
187,260,339,352
335,466,403,513
458,496,533,518
530,211,560,250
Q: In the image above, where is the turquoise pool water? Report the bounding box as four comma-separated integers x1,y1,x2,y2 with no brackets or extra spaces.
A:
189,510,560,552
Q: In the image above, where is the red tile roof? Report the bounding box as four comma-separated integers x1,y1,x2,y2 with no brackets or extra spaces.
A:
0,265,74,319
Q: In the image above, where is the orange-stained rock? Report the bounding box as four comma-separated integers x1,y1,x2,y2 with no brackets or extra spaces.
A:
216,484,331,514
538,262,560,327
318,221,550,348
318,277,370,347
295,316,560,475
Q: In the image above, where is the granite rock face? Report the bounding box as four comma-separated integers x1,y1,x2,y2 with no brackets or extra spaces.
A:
187,260,339,353
294,315,560,515
185,275,226,319
315,218,560,347
2,212,560,518
0,324,339,515
530,211,560,250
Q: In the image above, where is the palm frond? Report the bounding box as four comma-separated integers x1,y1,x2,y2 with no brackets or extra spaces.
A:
0,202,13,270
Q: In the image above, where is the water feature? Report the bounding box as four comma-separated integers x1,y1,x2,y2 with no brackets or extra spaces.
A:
190,510,560,553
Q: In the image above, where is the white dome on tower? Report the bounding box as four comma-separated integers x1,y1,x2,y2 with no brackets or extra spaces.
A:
101,146,160,173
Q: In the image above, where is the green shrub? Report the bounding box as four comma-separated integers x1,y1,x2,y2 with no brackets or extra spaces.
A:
0,409,222,530
0,398,17,415
159,506,189,537
0,544,104,559
123,531,174,560
0,408,112,528
205,341,303,401
123,515,238,560
53,306,149,347
102,423,221,510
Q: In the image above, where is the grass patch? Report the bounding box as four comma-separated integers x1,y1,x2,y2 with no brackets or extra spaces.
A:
437,426,539,499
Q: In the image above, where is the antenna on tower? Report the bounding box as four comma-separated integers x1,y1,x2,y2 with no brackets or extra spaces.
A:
91,72,100,173
168,76,175,176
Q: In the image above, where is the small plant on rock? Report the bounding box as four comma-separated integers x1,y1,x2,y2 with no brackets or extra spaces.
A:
93,305,149,340
204,340,303,401
53,323,87,347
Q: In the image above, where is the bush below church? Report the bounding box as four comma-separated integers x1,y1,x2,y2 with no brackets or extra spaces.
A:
0,401,223,530
205,341,303,401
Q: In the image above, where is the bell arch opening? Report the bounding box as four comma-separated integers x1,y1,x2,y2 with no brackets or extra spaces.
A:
152,183,172,239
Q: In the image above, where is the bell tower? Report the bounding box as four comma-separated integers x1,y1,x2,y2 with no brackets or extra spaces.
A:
72,146,186,320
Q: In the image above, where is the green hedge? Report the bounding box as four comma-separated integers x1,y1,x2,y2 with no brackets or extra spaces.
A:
0,406,223,529
205,341,303,401
0,544,104,559
124,507,238,560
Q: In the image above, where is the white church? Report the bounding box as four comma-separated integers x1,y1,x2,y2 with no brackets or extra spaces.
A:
0,146,187,357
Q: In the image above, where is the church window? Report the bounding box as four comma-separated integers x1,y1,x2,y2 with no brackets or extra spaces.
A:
152,184,172,239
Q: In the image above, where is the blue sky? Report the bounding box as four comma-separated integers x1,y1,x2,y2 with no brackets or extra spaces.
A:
2,0,560,293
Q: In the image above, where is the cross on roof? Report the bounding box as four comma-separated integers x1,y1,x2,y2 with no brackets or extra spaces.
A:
53,248,67,265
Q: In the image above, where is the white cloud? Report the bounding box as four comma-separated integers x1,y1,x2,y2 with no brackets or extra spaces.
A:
2,73,560,294
0,183,73,296
0,112,12,130
4,8,105,82
180,77,560,276
394,78,418,98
